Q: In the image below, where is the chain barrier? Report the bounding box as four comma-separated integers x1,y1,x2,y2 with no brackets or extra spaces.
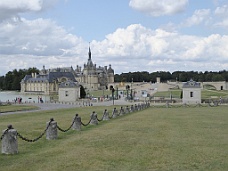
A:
96,114,104,122
57,120,75,132
109,108,117,119
0,129,8,141
109,111,115,119
16,119,53,143
81,118,92,126
150,102,219,108
0,125,13,141
1,104,150,143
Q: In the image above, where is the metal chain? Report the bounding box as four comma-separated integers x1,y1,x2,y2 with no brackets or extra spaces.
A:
17,120,52,143
0,128,9,141
0,125,14,141
81,118,92,126
110,109,117,119
96,114,104,122
57,120,75,132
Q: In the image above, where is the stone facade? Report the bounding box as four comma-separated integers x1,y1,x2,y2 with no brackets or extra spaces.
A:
182,79,201,104
75,47,114,91
20,47,114,95
21,71,76,95
58,80,80,102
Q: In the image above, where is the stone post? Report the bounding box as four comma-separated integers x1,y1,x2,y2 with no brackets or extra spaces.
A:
72,114,81,131
138,104,141,110
46,118,57,140
102,109,109,121
90,111,98,125
166,101,169,108
119,106,125,116
112,108,118,118
134,104,138,111
1,125,18,154
125,106,130,114
130,105,134,112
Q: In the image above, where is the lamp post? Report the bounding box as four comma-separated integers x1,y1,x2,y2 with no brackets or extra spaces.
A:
115,86,119,100
126,85,130,100
112,88,115,105
131,78,133,100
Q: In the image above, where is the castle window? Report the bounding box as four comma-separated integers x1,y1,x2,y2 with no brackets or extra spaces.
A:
190,92,193,97
65,91,69,97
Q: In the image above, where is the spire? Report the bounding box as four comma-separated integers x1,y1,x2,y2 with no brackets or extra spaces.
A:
88,42,91,60
87,43,93,67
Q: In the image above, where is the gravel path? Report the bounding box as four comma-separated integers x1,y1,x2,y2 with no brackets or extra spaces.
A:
0,98,135,116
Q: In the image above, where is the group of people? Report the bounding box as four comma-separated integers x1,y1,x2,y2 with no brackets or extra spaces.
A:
14,97,23,104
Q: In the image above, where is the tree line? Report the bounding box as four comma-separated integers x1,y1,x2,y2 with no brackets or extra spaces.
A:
0,68,39,91
0,68,228,91
114,70,228,83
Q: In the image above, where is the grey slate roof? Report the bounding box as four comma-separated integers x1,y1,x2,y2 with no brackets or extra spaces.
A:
22,72,76,83
182,79,201,88
59,80,80,88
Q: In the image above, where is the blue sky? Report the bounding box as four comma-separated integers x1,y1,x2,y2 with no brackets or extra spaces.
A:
0,0,228,76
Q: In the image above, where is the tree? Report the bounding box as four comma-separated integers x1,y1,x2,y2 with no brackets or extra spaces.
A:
80,85,86,98
212,74,225,82
0,67,39,91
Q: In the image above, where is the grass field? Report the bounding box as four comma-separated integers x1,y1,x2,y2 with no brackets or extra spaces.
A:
0,105,228,171
0,105,39,113
154,89,228,100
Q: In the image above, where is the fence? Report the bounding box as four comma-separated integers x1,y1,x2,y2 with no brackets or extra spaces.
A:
1,102,150,155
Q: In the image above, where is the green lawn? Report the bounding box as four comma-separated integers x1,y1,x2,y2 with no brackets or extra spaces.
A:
89,90,112,97
0,105,228,171
0,105,39,113
153,90,182,98
202,90,228,99
153,89,228,100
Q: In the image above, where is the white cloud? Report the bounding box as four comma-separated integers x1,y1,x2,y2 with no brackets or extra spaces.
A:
181,9,211,27
129,0,188,16
0,18,86,56
89,24,228,73
214,5,228,28
0,0,58,21
1,22,228,75
214,5,228,16
1,0,228,77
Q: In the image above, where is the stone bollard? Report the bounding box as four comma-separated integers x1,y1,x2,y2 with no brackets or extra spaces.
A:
46,118,57,140
1,125,18,154
119,106,125,116
125,106,130,114
102,109,109,121
166,101,170,108
90,111,98,125
72,114,81,131
130,105,134,112
112,108,118,118
134,104,138,111
138,104,141,110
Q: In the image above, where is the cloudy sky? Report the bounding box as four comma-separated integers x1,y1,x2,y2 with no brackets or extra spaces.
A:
0,0,228,76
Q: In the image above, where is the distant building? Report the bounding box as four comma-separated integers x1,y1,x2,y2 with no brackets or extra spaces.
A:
182,79,201,104
21,71,76,95
75,46,114,91
58,80,80,102
20,47,114,95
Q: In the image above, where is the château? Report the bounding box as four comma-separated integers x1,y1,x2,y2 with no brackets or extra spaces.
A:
20,47,114,95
